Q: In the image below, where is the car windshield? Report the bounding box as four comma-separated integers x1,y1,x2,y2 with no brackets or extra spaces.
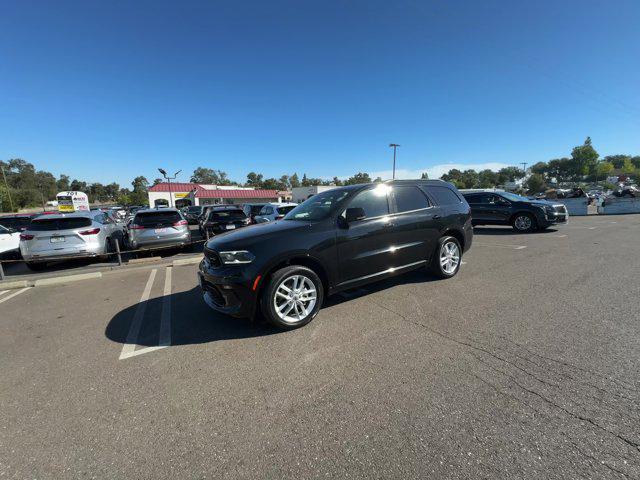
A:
284,189,351,221
277,206,296,215
29,217,93,231
187,206,201,212
208,210,246,221
500,192,529,202
0,217,31,229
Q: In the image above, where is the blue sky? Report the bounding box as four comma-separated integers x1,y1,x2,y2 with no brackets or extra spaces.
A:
1,0,639,186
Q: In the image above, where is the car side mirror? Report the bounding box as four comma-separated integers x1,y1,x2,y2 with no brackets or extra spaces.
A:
345,207,366,223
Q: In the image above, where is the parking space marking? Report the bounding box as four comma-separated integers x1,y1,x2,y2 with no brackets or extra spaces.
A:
0,290,7,298
0,287,31,305
119,269,157,360
159,267,172,347
474,243,527,250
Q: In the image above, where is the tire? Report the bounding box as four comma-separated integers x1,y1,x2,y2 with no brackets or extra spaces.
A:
100,238,113,261
26,262,47,271
261,265,324,330
430,236,462,279
512,213,536,233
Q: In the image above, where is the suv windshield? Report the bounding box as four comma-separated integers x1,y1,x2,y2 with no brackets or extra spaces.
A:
29,217,93,231
135,211,181,227
187,206,202,213
285,189,350,221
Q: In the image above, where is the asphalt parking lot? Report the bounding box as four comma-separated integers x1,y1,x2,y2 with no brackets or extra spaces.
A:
1,215,639,479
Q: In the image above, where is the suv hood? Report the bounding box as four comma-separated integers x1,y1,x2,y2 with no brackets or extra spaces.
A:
205,220,311,250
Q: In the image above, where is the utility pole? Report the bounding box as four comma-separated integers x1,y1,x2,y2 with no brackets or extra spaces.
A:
158,168,181,208
1,165,15,212
389,144,400,179
520,162,528,173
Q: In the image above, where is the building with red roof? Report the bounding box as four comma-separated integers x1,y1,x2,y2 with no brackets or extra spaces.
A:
147,182,285,208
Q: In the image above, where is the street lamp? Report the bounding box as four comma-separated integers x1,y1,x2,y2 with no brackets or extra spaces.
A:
158,168,181,208
389,144,400,179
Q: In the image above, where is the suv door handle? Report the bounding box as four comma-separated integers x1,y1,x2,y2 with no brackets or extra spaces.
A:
383,222,395,228
433,215,441,220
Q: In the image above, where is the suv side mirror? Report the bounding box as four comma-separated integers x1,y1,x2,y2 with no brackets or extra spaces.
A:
345,207,366,223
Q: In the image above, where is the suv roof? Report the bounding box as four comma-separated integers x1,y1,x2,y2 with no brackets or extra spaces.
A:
135,207,181,215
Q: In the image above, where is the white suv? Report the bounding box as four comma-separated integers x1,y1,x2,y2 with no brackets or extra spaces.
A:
254,203,298,223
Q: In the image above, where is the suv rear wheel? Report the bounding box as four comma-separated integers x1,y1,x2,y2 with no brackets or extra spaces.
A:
512,213,536,232
430,236,462,279
262,265,324,329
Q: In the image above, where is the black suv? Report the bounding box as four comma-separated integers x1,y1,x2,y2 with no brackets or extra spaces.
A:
201,206,250,236
198,180,473,329
461,191,568,232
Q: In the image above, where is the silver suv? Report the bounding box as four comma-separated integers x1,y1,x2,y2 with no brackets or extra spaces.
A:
127,208,191,251
19,211,122,270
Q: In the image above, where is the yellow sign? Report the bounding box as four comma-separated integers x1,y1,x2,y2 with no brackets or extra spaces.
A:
174,193,189,198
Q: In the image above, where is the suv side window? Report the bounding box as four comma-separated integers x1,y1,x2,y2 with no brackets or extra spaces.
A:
263,206,274,215
464,194,482,204
348,188,390,219
393,186,430,213
428,186,462,206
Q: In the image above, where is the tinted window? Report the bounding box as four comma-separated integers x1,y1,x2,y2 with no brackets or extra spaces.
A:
276,206,296,215
187,206,202,213
285,189,351,221
348,187,389,219
462,194,482,204
208,210,246,221
0,225,9,234
250,205,264,215
428,186,462,206
30,217,93,231
135,211,181,227
0,217,31,230
261,206,273,215
393,186,430,212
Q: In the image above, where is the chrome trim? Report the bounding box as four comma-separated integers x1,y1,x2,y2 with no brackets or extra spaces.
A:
353,241,424,259
337,260,427,287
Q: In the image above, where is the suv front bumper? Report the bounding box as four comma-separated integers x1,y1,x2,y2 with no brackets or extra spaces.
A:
197,258,259,319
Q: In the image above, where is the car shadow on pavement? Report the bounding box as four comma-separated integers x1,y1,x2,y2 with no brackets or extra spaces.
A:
472,226,560,235
105,286,280,347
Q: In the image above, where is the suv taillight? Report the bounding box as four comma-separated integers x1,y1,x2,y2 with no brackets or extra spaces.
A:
79,228,101,235
173,220,188,226
129,224,145,230
20,233,34,240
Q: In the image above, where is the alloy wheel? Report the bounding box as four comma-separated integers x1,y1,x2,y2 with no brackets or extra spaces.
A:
440,241,460,275
514,215,532,231
273,274,317,324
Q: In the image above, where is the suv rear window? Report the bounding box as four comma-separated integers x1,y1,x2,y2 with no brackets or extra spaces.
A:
135,211,182,227
29,217,93,231
427,186,462,206
208,210,246,221
0,217,32,230
393,186,430,212
276,206,296,215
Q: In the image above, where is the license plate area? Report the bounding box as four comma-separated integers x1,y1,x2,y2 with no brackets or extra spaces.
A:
50,236,65,243
226,225,236,230
154,228,167,234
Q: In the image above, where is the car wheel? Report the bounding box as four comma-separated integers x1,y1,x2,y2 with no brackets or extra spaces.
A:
512,213,536,232
430,236,462,279
100,238,113,261
261,265,324,330
26,262,47,271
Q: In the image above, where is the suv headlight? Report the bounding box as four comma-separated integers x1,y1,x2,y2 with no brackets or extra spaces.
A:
218,250,255,264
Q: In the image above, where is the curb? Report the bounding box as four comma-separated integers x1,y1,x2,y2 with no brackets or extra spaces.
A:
128,256,163,265
0,280,29,290
34,272,102,287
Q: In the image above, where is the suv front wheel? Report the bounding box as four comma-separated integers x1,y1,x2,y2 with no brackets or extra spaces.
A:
512,213,536,232
262,265,324,329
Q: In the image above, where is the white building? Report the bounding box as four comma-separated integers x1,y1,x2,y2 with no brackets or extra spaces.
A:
292,185,337,203
148,183,282,208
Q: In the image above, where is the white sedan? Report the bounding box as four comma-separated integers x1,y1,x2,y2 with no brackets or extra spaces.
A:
0,225,20,257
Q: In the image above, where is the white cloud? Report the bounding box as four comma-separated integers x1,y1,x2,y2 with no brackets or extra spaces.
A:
368,162,512,181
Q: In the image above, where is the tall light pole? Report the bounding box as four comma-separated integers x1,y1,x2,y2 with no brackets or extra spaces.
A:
389,144,400,179
158,168,181,208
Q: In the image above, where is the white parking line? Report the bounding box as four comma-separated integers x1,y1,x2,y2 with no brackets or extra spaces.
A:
0,290,7,297
159,267,172,347
474,243,527,250
119,269,157,360
0,287,31,305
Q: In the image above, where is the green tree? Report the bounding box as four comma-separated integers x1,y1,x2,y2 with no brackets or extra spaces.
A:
525,173,547,193
596,161,614,179
570,137,599,179
245,172,264,187
301,174,310,187
289,173,300,188
621,158,635,175
477,169,498,188
191,167,234,185
344,172,371,185
70,179,88,192
278,175,290,190
420,172,429,179
56,174,70,191
261,178,280,190
497,167,526,184
530,162,548,176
